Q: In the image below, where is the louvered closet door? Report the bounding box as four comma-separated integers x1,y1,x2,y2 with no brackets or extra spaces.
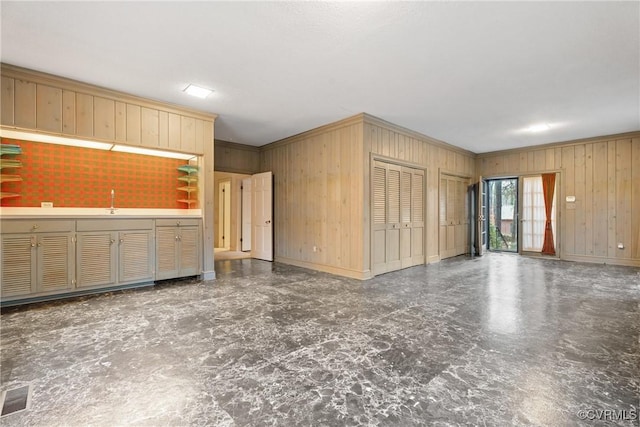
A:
119,230,153,283
440,174,470,259
37,233,74,292
372,162,388,275
410,169,425,266
386,164,402,272
77,232,117,288
400,170,412,268
1,234,36,297
372,161,425,275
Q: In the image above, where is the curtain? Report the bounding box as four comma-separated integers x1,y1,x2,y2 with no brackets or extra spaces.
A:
522,177,545,251
541,173,556,255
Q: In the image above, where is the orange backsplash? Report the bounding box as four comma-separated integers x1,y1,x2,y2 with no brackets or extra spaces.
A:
1,138,193,209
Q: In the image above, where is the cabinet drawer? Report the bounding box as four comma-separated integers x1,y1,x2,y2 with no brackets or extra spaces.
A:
156,218,200,227
0,219,75,234
77,219,154,232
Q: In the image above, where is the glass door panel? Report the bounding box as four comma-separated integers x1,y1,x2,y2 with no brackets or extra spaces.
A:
487,178,518,252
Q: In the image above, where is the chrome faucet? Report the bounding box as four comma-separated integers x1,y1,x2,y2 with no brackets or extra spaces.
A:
109,189,116,214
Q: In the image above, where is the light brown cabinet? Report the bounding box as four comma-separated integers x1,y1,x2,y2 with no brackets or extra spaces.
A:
1,216,199,305
156,219,200,280
1,65,214,156
76,219,154,289
0,220,75,298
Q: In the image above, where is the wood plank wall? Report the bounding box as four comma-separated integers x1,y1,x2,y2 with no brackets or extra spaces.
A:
259,116,365,278
477,133,640,267
214,140,260,174
363,115,476,271
1,64,214,155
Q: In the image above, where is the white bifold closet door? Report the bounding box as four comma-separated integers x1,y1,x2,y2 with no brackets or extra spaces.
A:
372,160,425,276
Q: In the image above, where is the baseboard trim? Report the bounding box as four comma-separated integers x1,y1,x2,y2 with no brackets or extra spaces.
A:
275,257,372,280
562,254,640,267
201,270,216,280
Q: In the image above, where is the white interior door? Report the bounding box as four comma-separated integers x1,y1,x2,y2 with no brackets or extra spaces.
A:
251,171,273,261
241,178,252,252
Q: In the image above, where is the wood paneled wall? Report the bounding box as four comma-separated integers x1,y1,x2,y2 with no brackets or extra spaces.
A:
214,140,260,174
259,113,475,279
363,115,475,271
259,116,365,278
1,64,214,155
477,133,640,267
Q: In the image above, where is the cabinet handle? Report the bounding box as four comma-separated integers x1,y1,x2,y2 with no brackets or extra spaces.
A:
120,239,124,244
32,224,39,230
30,242,36,247
110,239,115,244
37,243,42,247
175,235,179,241
177,221,181,226
178,235,182,241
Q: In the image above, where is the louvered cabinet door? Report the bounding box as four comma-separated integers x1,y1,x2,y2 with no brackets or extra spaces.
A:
36,233,75,292
156,227,179,280
119,230,153,283
1,234,36,297
76,231,117,288
178,226,200,277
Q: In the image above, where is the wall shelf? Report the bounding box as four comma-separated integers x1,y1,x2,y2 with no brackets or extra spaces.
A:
177,164,199,208
1,143,22,200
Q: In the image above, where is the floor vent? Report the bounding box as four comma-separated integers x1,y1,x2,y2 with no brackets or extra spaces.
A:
0,385,31,417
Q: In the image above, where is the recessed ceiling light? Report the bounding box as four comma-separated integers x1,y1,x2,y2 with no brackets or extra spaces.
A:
527,123,551,132
184,84,213,99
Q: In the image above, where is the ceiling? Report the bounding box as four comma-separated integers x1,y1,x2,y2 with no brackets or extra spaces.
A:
1,1,638,153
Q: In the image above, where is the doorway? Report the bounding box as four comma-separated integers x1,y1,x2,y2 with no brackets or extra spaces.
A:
213,171,273,261
217,180,231,250
487,178,518,252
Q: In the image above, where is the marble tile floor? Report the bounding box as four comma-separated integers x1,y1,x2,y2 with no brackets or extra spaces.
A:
1,254,639,426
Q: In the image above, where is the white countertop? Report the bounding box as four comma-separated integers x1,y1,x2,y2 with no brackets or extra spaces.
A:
0,207,202,219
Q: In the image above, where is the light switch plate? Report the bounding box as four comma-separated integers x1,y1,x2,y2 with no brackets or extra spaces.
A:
41,202,53,208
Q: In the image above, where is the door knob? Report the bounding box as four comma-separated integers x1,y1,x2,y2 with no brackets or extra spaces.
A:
266,220,271,224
